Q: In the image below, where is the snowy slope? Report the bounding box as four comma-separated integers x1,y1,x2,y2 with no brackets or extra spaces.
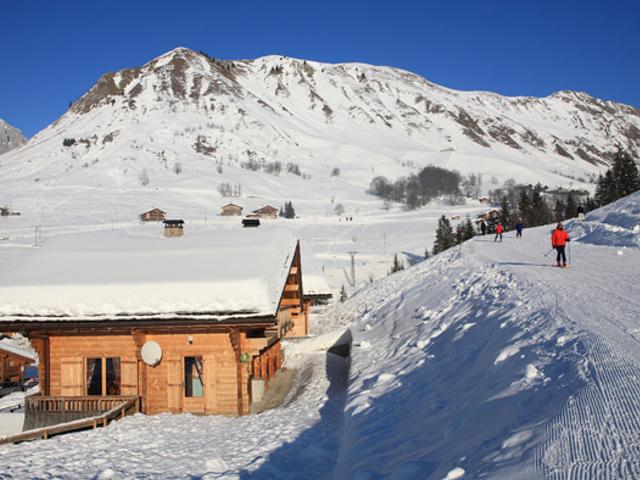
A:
0,196,637,478
1,47,639,231
0,118,26,155
327,193,640,479
571,191,640,247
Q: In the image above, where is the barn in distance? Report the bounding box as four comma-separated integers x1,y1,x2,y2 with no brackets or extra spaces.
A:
0,228,308,425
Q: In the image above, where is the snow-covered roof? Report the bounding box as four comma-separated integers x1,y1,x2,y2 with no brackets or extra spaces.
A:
0,339,37,361
300,240,332,297
0,228,298,323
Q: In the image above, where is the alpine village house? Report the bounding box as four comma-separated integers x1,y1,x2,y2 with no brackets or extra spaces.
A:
0,228,309,428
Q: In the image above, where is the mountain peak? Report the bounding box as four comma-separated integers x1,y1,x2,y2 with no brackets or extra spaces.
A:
15,48,640,197
0,118,26,155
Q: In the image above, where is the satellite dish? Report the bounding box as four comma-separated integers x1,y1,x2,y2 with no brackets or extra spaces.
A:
141,341,162,366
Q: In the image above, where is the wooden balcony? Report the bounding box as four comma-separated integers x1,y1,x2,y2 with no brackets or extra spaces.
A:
18,394,140,435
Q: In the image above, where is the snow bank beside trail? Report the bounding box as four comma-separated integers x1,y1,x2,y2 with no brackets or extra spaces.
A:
571,191,640,248
329,245,587,479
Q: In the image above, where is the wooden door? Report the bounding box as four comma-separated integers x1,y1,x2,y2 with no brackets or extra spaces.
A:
166,357,182,413
60,356,84,395
120,359,138,396
183,356,205,414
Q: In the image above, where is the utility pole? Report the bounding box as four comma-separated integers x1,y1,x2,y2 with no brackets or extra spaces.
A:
348,251,357,287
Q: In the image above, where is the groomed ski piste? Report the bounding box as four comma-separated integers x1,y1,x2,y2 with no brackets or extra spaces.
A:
0,192,639,479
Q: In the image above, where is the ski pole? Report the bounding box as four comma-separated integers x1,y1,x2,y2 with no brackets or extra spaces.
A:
544,248,554,257
568,242,572,265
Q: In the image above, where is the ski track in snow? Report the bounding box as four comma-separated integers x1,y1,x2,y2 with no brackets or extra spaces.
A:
325,210,640,479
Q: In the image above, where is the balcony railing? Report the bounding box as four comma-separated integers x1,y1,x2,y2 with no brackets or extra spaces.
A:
0,394,139,445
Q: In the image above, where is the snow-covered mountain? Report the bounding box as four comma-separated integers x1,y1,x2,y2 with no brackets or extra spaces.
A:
0,119,26,155
1,47,639,223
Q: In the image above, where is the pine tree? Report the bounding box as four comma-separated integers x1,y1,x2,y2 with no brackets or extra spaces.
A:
462,216,475,241
432,215,455,254
611,148,640,199
499,196,511,229
282,201,296,219
339,285,348,303
424,248,431,260
455,223,465,245
518,190,531,226
530,184,553,226
595,149,640,207
279,206,284,218
390,253,405,273
565,192,577,218
554,199,566,222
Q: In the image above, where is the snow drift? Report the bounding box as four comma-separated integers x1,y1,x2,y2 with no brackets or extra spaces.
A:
328,193,640,479
570,191,640,248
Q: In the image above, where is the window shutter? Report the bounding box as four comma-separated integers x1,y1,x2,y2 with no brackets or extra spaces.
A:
60,356,83,396
120,359,138,396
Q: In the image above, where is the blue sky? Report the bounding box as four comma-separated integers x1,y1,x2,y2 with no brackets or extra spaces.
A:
2,0,639,137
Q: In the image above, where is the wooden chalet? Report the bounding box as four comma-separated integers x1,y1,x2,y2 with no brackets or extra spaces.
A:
163,219,184,237
140,208,167,222
291,240,333,337
0,229,307,426
0,340,36,383
221,203,243,216
252,205,279,219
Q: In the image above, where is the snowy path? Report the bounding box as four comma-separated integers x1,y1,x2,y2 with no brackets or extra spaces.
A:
471,233,640,479
0,349,348,479
328,216,640,479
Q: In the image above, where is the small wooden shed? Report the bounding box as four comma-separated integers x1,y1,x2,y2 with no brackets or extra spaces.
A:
242,218,260,228
0,229,306,421
0,340,36,383
140,208,167,222
163,219,184,237
252,205,279,219
221,204,243,216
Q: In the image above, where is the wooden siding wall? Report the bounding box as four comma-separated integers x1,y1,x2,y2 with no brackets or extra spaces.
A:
221,206,242,216
281,243,308,337
48,335,138,398
43,331,254,417
164,227,184,238
143,331,247,415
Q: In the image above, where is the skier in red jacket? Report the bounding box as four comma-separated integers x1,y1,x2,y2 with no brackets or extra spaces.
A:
494,223,504,242
551,223,570,267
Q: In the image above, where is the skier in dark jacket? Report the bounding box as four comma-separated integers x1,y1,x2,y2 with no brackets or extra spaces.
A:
551,223,570,267
515,221,524,238
480,220,487,235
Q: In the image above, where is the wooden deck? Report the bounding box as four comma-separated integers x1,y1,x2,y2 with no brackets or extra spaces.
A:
0,394,139,444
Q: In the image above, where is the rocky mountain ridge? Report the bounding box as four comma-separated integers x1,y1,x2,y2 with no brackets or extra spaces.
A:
1,47,639,221
0,119,26,155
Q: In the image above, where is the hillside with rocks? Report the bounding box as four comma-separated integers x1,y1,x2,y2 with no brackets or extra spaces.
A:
0,119,26,155
0,47,639,226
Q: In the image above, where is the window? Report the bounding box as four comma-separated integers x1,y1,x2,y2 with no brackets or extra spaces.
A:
184,356,204,398
86,357,121,396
